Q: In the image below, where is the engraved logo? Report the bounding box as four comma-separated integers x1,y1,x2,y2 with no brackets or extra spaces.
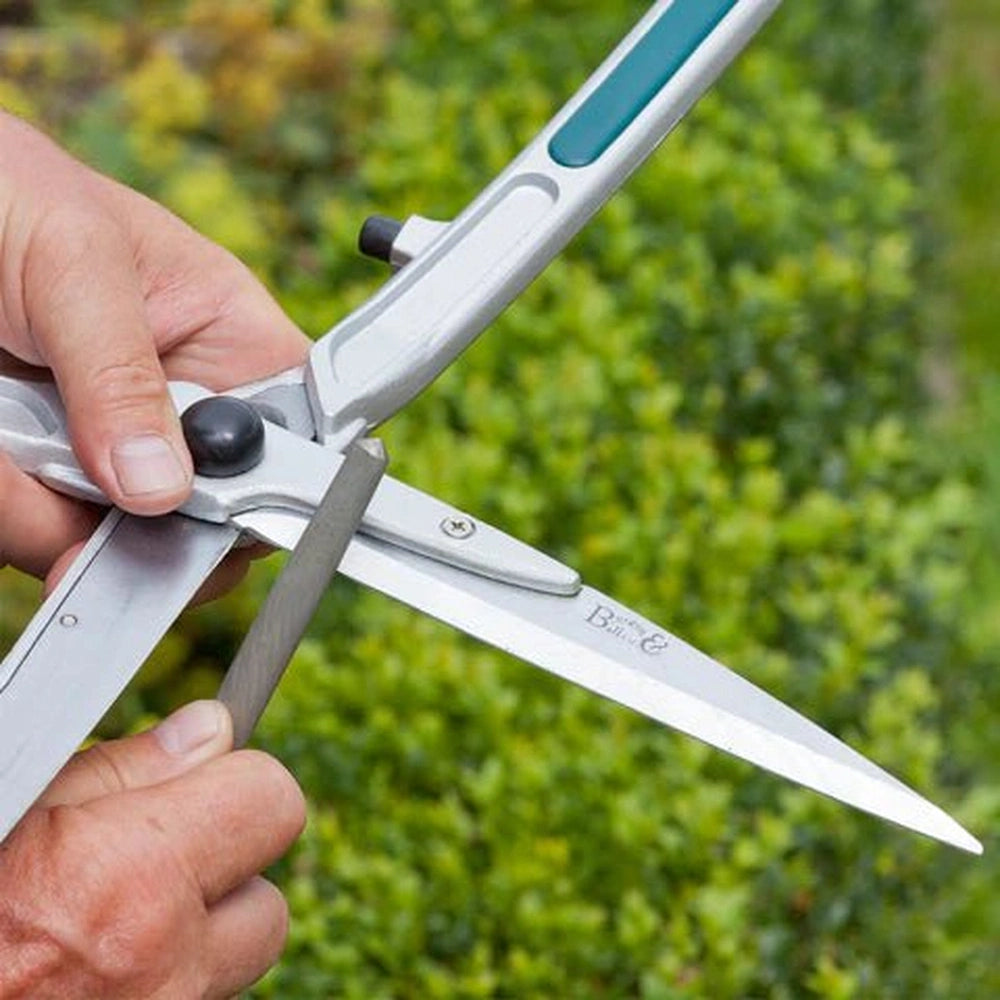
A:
584,604,669,657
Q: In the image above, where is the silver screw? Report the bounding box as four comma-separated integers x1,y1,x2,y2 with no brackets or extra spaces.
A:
440,515,476,540
59,614,79,628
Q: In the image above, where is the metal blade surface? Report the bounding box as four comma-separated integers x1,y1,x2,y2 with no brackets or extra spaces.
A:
0,510,238,841
333,533,980,854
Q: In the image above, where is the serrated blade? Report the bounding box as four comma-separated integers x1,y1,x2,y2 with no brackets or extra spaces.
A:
334,533,980,854
0,510,238,841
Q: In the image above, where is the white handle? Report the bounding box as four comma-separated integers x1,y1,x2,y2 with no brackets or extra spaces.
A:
306,0,783,448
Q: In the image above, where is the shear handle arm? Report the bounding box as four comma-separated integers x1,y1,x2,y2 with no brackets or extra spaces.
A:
306,0,783,449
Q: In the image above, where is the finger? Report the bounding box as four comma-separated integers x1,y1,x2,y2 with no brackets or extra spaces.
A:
113,749,306,905
0,451,99,578
190,547,254,606
204,877,290,1000
189,541,274,606
21,205,193,515
103,180,311,385
157,257,312,389
44,539,87,595
38,700,233,809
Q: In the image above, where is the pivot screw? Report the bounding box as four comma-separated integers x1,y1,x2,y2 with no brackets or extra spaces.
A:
181,396,266,478
440,515,476,540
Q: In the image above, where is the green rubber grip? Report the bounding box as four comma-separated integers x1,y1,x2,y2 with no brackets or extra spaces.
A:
549,0,737,168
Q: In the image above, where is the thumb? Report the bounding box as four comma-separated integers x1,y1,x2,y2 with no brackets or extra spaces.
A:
38,701,234,809
22,206,193,515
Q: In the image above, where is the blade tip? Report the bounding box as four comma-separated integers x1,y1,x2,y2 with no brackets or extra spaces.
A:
924,813,983,856
955,831,984,856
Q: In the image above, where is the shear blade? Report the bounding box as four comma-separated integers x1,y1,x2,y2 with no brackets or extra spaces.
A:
233,507,981,853
343,535,980,854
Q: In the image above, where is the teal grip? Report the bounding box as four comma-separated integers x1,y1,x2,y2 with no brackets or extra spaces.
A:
548,0,737,168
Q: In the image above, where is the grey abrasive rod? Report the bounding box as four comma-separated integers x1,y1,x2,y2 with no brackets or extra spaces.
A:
219,439,387,747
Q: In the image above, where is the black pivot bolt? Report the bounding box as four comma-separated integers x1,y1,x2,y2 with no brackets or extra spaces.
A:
358,214,403,263
181,396,266,478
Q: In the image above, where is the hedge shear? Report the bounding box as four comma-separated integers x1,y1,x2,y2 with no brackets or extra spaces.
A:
0,0,982,853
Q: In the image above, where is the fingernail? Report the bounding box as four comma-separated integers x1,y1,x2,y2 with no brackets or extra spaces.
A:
154,701,224,757
111,434,188,497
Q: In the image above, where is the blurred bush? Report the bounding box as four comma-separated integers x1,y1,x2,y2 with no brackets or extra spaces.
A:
1,1,997,997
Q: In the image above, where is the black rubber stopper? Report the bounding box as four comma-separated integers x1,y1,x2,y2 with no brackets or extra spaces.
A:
181,396,266,478
358,215,403,263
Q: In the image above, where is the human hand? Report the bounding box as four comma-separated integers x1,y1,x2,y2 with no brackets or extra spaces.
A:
0,111,311,584
0,700,306,998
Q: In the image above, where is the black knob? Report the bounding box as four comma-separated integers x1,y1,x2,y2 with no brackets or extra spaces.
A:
358,215,403,263
181,396,265,478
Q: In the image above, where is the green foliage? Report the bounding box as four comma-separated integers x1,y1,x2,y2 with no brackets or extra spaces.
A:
930,0,1000,662
0,1,997,997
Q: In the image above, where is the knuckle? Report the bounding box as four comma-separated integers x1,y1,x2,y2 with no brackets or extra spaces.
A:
64,741,132,798
23,806,159,988
84,358,168,419
3,784,206,994
24,206,117,306
39,803,197,992
30,204,105,262
30,803,96,874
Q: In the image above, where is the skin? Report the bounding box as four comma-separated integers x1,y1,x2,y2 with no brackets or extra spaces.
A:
0,112,315,994
0,109,310,584
0,701,307,998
